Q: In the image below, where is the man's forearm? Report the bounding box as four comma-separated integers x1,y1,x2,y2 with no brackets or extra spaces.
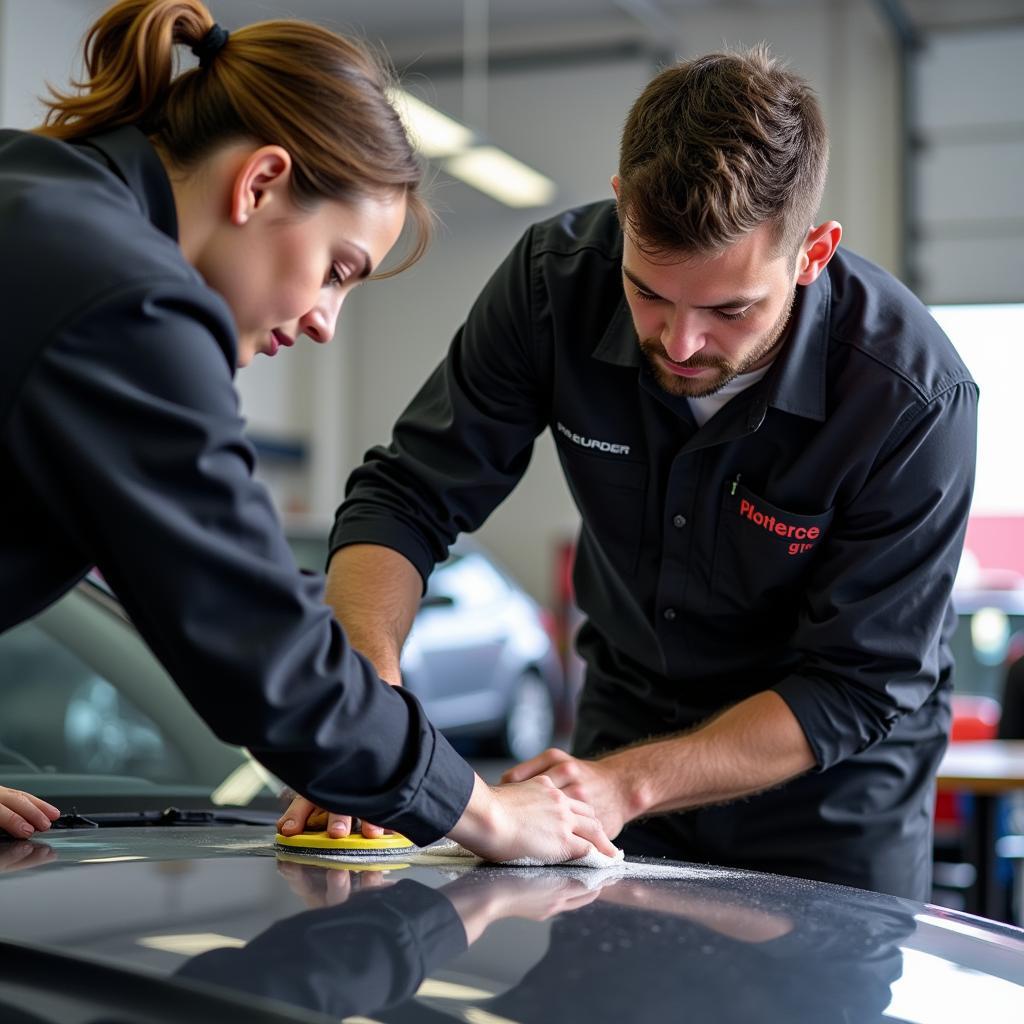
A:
605,690,816,819
324,544,423,683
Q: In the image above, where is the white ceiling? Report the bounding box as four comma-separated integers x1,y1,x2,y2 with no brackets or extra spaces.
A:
210,0,1024,55
214,0,784,43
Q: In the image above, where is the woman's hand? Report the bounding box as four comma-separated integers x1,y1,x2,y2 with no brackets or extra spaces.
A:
277,794,390,841
448,774,618,864
0,787,59,839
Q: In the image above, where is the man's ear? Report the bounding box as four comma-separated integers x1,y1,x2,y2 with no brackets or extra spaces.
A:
611,174,621,200
229,146,293,226
796,221,842,286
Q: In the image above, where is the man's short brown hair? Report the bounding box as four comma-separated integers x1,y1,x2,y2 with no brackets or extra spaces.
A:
617,44,829,260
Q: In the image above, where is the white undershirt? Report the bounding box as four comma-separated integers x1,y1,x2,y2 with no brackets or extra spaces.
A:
686,363,773,427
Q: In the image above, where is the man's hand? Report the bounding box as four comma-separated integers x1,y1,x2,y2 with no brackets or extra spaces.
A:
0,787,60,839
449,773,618,863
501,749,636,840
277,795,391,841
505,693,815,832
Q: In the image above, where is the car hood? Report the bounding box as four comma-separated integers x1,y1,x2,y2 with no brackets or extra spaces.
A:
1,825,1022,1023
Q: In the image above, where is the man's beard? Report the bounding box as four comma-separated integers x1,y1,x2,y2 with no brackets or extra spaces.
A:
639,287,797,398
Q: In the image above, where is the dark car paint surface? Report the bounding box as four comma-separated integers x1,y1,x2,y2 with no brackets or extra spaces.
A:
0,825,1022,1023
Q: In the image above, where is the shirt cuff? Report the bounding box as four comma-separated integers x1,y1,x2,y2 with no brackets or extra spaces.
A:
389,726,477,844
328,516,439,594
771,676,841,773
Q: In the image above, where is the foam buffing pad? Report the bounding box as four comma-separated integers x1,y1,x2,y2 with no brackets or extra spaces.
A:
274,830,416,859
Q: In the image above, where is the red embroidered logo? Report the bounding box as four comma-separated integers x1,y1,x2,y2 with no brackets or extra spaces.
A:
739,498,822,556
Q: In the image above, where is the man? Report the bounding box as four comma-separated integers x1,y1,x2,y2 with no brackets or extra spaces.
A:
292,47,977,898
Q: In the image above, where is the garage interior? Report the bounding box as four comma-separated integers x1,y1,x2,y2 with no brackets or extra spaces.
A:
1,0,1023,933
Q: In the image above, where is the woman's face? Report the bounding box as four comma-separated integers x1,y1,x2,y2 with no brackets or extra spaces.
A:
194,167,407,366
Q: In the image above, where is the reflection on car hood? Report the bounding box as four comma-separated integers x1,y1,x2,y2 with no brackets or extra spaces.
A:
1,826,1023,1023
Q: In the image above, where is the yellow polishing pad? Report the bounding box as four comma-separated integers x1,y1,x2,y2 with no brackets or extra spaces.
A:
274,830,415,852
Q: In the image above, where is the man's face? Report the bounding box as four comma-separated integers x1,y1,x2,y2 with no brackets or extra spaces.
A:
622,221,802,398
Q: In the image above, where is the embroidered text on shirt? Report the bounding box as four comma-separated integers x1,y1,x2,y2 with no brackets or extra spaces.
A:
556,421,631,455
739,497,822,556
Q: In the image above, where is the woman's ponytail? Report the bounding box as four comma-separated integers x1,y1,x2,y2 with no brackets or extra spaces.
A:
36,0,433,274
38,0,212,140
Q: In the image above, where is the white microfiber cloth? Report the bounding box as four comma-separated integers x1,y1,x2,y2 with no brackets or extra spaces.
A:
416,840,628,889
422,838,625,868
415,841,743,887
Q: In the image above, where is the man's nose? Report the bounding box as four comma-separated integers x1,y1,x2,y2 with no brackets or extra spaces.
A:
299,293,345,344
661,312,707,362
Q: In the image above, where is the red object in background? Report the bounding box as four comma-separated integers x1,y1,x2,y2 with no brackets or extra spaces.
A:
551,539,587,724
950,695,1002,741
551,540,577,666
935,694,1002,831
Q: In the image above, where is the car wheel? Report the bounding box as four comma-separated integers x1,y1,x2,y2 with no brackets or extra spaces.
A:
502,672,556,762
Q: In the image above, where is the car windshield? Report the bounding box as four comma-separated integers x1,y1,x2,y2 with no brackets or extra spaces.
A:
0,578,282,814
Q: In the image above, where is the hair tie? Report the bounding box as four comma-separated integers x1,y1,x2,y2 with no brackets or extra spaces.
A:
191,24,229,69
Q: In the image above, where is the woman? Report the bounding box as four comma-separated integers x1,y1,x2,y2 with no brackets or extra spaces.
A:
0,0,613,863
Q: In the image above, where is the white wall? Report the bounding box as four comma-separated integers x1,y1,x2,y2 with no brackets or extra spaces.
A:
0,0,106,127
915,26,1024,303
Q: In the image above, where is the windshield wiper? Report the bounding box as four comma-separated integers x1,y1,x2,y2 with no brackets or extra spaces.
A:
51,806,277,829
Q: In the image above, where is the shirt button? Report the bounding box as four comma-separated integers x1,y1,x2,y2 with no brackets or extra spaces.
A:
663,608,677,622
673,514,687,528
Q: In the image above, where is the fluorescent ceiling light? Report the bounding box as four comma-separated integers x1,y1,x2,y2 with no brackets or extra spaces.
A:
392,92,556,208
393,90,475,159
444,146,557,208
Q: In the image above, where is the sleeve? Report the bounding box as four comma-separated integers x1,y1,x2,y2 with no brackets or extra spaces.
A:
4,280,473,844
771,379,978,771
330,227,550,586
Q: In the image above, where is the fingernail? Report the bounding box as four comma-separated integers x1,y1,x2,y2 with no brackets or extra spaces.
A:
282,819,295,831
19,825,33,837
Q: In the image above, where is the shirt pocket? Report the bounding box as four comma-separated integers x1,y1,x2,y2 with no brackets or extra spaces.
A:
559,445,647,577
711,481,834,614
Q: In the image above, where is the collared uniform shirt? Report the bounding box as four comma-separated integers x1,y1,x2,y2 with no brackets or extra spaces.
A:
0,126,473,844
333,201,978,896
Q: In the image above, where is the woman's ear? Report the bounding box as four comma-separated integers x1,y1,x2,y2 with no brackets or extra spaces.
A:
229,145,293,226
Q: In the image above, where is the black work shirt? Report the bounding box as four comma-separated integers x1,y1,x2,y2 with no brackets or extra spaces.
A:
333,199,977,786
0,126,473,843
